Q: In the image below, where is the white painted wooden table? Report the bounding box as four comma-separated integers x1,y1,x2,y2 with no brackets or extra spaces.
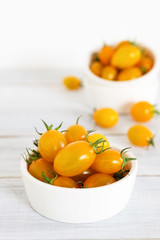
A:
0,70,160,240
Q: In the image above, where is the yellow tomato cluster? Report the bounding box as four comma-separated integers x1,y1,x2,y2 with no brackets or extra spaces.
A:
90,41,153,81
24,119,135,189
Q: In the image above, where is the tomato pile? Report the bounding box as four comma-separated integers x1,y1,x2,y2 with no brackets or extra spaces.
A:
23,119,136,188
90,41,154,81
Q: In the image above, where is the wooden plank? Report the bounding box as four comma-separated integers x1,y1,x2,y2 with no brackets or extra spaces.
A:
0,177,160,240
0,135,159,178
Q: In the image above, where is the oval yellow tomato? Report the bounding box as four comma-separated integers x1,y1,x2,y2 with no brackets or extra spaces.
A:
98,46,114,65
128,125,154,147
131,101,158,122
54,176,77,188
111,45,141,69
38,130,67,162
90,61,103,76
84,173,116,188
63,76,81,90
65,123,87,143
91,149,123,174
93,108,119,128
28,158,53,181
101,65,117,80
117,67,142,81
54,141,96,177
87,133,110,152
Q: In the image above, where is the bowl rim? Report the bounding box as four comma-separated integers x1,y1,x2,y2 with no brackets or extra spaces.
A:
85,42,158,86
21,143,137,192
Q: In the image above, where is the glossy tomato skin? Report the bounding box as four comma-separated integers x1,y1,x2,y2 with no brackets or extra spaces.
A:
65,125,87,143
53,176,77,188
91,149,123,174
98,46,114,65
101,65,117,80
38,130,67,162
90,61,103,76
116,40,130,49
28,158,53,181
117,67,142,81
111,45,141,69
63,76,81,90
131,101,154,122
93,108,119,128
128,125,153,147
54,141,96,177
87,133,110,152
84,173,116,188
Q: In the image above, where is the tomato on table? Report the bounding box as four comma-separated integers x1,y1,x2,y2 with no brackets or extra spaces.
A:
63,76,81,90
93,108,119,128
128,125,154,147
84,173,116,188
131,101,159,122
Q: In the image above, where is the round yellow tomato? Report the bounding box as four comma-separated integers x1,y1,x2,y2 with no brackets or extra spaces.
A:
90,61,103,76
91,149,123,174
117,67,142,81
101,65,117,80
116,40,131,49
28,158,53,181
38,130,67,162
131,101,159,122
63,76,81,90
87,133,110,152
137,56,153,73
93,108,119,128
84,173,116,188
54,141,96,177
64,119,87,143
54,176,77,188
128,125,154,147
98,46,114,65
111,45,141,69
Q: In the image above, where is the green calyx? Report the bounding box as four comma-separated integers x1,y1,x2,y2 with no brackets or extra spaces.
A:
152,105,160,117
42,170,57,184
75,181,88,188
23,148,41,164
140,66,147,73
121,147,136,170
35,120,63,135
76,115,82,125
147,136,155,147
113,169,130,181
85,132,110,154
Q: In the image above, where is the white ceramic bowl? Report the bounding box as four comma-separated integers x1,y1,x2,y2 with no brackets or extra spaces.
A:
21,144,137,223
84,44,159,113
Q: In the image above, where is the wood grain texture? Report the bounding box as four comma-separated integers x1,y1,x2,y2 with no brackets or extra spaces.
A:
0,70,160,239
0,177,160,240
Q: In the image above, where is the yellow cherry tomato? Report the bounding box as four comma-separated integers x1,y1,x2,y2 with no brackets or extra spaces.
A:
137,56,153,73
54,141,96,177
87,133,110,152
63,76,81,90
28,158,53,181
131,101,159,122
98,45,114,65
128,125,154,147
93,108,119,128
38,130,67,162
117,67,142,81
64,118,87,143
91,149,123,174
54,176,77,188
116,40,131,49
101,65,117,80
111,45,141,69
90,61,103,76
84,173,116,188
